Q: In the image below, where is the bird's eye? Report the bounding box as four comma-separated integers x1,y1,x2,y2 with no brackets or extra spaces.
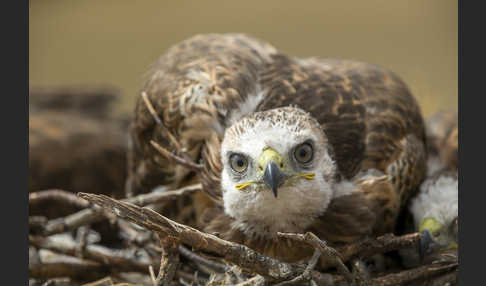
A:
294,142,313,164
230,154,248,173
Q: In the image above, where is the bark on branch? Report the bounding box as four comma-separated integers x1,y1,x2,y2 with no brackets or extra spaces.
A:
77,192,458,286
78,192,307,282
40,184,201,235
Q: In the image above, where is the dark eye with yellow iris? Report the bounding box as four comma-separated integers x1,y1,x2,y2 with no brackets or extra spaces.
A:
294,143,313,164
230,154,248,173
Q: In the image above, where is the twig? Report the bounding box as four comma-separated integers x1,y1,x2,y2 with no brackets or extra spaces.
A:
77,192,458,286
30,235,152,273
179,244,229,273
41,184,201,235
278,232,354,285
363,261,458,286
78,192,308,282
336,233,422,264
30,189,91,209
155,235,180,286
274,248,321,286
350,259,369,285
44,207,104,236
118,219,153,247
149,265,157,286
234,275,266,286
75,226,90,258
175,270,207,285
141,91,202,171
127,183,202,206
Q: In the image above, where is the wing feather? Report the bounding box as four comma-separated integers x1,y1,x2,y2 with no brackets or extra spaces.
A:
127,34,277,196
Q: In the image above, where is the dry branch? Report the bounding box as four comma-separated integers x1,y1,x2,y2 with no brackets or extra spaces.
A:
29,189,91,209
44,207,105,235
179,245,229,273
42,184,201,235
155,235,181,286
77,192,458,286
278,232,353,284
29,235,151,273
363,261,458,286
337,233,422,264
133,184,202,204
78,192,307,282
274,249,322,286
234,275,266,286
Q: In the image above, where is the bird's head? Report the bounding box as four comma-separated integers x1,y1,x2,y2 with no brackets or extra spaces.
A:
410,171,458,259
220,106,337,237
419,216,458,259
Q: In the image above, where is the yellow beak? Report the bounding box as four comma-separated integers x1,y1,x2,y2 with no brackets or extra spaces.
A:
259,148,285,197
258,148,284,173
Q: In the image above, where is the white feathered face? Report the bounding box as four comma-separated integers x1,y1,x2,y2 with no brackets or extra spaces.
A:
220,106,337,237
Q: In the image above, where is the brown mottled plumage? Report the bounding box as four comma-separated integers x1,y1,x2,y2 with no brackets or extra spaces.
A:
128,34,427,262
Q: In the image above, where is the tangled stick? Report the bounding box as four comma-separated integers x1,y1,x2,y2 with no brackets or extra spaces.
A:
78,192,312,282
363,261,458,286
77,192,458,285
33,184,202,236
336,233,422,264
278,232,354,285
29,189,91,209
155,234,180,286
29,235,151,273
178,245,230,273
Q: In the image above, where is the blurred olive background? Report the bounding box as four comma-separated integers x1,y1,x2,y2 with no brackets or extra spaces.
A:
29,0,457,118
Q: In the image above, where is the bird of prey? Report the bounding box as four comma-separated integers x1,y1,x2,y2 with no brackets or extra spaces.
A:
409,169,458,260
127,33,427,262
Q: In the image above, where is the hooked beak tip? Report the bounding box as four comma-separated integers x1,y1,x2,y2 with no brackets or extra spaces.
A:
272,187,278,198
263,161,284,198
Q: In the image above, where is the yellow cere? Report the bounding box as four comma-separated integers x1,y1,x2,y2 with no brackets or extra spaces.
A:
258,148,284,172
419,217,442,234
